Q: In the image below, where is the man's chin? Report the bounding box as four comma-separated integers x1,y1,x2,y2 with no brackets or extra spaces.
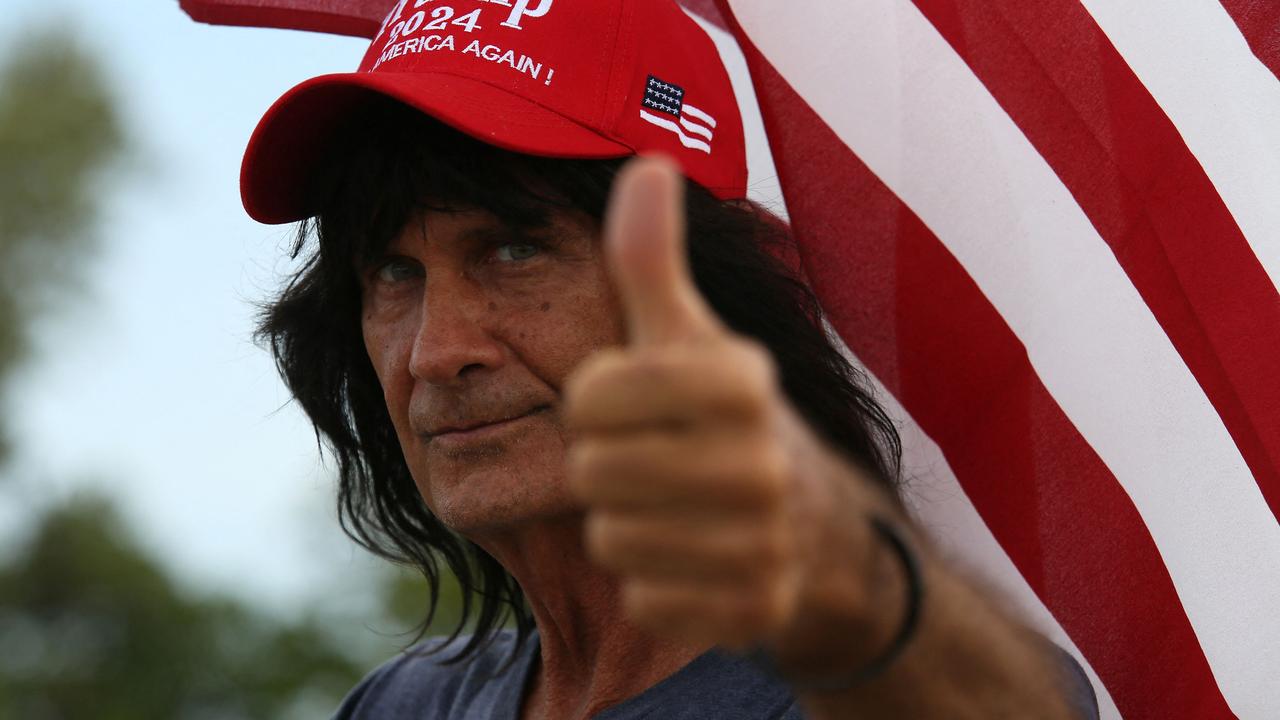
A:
427,482,579,537
412,431,575,535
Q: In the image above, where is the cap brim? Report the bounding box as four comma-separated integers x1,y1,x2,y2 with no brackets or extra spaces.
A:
241,72,634,224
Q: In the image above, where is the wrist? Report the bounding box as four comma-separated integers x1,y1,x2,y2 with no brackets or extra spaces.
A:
761,511,923,689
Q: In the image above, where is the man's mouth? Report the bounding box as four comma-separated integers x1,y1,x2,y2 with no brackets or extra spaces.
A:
423,404,553,441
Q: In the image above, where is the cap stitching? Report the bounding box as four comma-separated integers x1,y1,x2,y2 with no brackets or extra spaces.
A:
596,0,628,130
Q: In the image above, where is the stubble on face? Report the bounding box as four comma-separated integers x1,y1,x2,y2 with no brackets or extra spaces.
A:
360,207,625,537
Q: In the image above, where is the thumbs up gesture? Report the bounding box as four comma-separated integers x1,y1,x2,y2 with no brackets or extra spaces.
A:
565,158,846,651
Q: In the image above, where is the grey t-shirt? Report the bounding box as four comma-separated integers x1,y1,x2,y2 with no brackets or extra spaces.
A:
333,630,1099,719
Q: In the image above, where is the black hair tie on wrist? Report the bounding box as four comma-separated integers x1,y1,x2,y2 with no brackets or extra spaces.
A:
747,515,925,692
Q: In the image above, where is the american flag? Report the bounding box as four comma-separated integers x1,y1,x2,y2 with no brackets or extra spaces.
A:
687,1,1280,718
640,75,720,154
182,1,1280,717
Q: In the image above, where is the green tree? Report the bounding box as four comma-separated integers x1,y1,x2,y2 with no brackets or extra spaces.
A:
0,496,368,720
0,27,125,462
0,27,472,718
0,492,472,719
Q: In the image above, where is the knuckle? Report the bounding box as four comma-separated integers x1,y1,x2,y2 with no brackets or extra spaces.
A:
631,348,685,386
622,580,658,619
712,535,758,578
737,580,791,630
738,596,776,630
585,513,625,564
752,526,792,570
741,445,790,503
719,346,778,422
727,385,771,424
733,338,779,384
566,443,602,498
562,350,628,426
760,583,794,627
724,538,764,575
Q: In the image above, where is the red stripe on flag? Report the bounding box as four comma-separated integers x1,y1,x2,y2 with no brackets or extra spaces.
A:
1219,0,1280,80
713,6,1236,717
909,0,1280,527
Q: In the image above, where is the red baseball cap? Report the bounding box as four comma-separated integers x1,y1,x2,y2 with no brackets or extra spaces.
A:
241,0,748,224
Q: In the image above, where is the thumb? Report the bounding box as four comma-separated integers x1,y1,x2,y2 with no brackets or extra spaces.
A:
605,156,721,346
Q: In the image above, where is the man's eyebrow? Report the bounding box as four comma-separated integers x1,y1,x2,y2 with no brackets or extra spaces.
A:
457,224,515,244
380,219,510,256
364,217,554,264
456,222,554,246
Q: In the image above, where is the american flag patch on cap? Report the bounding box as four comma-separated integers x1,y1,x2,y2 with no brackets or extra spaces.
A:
640,75,717,154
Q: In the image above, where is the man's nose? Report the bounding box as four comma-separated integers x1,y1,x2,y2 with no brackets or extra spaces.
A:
408,280,505,386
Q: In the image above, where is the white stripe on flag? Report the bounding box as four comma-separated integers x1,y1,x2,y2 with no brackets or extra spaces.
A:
639,109,712,153
1079,0,1280,294
683,10,789,216
682,101,718,128
678,115,715,140
726,0,1280,716
834,337,1124,720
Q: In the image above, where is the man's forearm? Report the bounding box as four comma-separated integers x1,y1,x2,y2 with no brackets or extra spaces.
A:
796,541,1091,719
772,442,1094,720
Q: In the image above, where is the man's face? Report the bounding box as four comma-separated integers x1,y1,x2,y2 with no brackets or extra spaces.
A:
360,207,625,536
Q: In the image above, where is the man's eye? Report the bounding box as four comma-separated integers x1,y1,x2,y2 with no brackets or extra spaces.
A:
493,243,541,263
374,257,422,284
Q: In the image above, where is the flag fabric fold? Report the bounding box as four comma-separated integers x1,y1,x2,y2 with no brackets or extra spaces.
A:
704,1,1280,718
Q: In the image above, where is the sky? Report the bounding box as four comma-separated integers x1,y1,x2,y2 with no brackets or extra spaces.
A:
1,1,781,613
3,1,378,613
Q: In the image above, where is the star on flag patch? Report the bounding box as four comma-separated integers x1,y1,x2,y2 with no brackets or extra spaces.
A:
640,75,718,154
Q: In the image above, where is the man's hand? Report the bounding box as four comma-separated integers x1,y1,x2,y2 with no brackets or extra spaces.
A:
563,159,1094,720
562,157,1098,720
564,157,851,651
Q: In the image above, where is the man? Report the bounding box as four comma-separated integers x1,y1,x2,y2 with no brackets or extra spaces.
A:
243,0,1100,717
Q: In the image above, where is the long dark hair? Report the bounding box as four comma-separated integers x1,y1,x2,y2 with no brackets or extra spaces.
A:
257,97,902,662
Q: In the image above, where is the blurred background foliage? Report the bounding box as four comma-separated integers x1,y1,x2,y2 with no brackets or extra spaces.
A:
0,27,462,720
0,496,465,719
0,27,125,463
